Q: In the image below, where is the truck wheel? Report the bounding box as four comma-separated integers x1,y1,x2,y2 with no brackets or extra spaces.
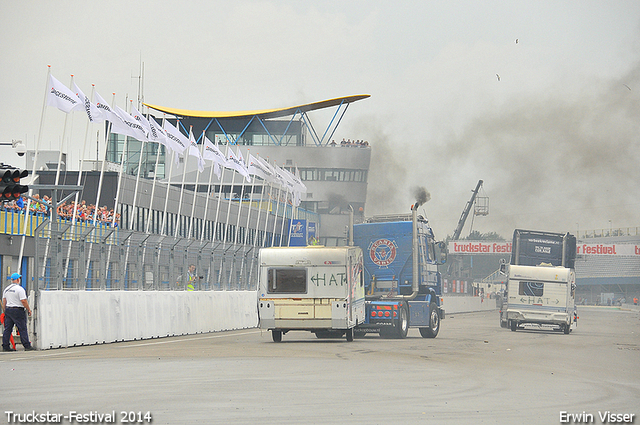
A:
395,304,409,339
272,330,282,342
510,320,517,332
499,312,509,328
346,328,354,342
419,302,440,338
563,323,571,334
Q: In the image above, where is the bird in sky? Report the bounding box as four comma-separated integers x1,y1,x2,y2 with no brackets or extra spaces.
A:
496,74,501,81
515,39,519,44
623,84,631,90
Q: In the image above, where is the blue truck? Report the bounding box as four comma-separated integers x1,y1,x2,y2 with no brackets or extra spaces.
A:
352,206,447,338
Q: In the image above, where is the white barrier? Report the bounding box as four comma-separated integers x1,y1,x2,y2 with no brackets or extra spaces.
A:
36,291,258,349
442,296,497,314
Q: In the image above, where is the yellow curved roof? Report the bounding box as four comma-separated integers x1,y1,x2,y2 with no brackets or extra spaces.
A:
143,94,370,119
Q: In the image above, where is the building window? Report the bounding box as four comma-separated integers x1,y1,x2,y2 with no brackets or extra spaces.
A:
297,168,367,183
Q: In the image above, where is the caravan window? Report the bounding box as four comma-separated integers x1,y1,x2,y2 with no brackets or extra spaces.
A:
519,281,544,297
268,268,307,294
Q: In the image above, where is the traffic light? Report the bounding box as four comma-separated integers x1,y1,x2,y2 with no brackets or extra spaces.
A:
0,165,28,202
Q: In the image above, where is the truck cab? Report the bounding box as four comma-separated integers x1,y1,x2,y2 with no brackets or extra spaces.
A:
353,208,447,338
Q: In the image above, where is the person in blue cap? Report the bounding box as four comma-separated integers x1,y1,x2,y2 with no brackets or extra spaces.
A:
2,272,35,351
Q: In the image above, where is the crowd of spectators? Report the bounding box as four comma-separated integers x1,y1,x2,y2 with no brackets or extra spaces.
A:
329,138,370,147
1,194,120,226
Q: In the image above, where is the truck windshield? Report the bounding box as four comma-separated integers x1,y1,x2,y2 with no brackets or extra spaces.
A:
268,268,307,294
519,281,544,297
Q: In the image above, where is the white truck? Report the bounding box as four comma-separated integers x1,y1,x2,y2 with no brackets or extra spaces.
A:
257,245,366,342
500,229,578,334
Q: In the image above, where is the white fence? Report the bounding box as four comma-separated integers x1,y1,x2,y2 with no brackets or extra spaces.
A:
35,290,258,349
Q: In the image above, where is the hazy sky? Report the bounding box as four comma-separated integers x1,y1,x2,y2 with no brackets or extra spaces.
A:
1,1,639,240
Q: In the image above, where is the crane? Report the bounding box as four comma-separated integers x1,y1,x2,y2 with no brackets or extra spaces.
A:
446,180,486,279
451,180,484,241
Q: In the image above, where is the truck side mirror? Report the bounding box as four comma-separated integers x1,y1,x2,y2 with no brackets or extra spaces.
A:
437,241,447,265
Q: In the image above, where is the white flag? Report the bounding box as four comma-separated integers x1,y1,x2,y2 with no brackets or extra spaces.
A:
162,120,190,156
188,128,205,173
291,166,307,193
248,153,275,183
111,105,148,141
256,155,278,178
274,164,296,192
72,82,104,123
47,74,82,113
147,116,169,145
130,105,152,139
227,147,251,183
292,166,307,207
202,136,226,178
94,91,120,123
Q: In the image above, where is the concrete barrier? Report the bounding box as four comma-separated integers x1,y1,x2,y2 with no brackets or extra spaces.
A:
442,296,497,314
36,291,258,349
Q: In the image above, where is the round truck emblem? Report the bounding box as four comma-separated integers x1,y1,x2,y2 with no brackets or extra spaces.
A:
369,238,397,267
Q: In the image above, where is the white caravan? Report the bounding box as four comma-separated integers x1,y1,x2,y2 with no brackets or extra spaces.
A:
503,264,577,334
258,246,366,342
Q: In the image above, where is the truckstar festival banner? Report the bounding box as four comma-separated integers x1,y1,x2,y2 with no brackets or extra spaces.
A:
448,241,640,256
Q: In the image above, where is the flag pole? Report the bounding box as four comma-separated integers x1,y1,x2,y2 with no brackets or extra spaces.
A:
228,146,248,288
127,106,146,231
110,99,129,230
209,141,228,290
241,147,256,246
41,74,76,285
91,93,116,226
246,173,268,286
144,113,163,234
159,117,175,236
237,147,258,288
255,155,272,248
173,120,189,238
18,65,51,277
105,99,130,289
218,144,235,289
84,92,114,290
279,185,290,247
270,173,282,247
199,131,217,242
187,128,204,239
54,75,76,187
65,84,98,286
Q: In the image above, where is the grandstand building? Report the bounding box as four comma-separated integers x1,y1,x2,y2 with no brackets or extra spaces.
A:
0,95,372,286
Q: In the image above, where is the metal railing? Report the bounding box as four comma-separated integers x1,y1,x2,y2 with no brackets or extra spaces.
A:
34,219,266,292
577,227,640,239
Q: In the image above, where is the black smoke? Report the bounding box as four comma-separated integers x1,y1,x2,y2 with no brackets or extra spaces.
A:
413,186,431,207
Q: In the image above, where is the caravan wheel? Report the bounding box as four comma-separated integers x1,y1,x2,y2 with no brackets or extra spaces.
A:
345,328,354,342
272,330,283,342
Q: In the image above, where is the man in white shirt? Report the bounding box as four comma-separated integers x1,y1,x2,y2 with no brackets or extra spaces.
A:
2,273,34,352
